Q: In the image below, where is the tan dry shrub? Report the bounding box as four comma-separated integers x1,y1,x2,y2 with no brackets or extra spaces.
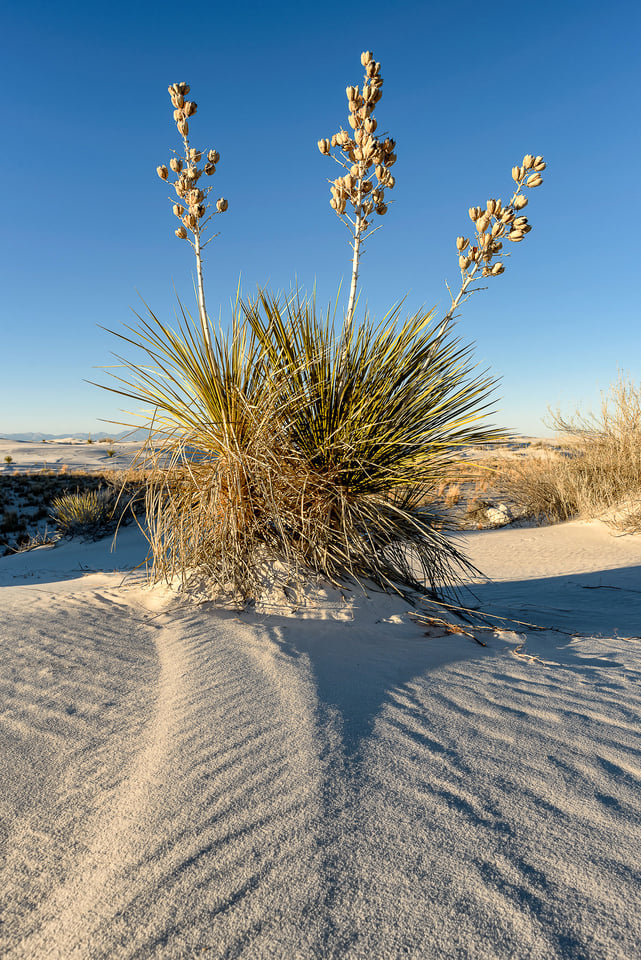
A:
499,375,641,527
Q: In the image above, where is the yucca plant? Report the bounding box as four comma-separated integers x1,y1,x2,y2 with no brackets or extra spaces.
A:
51,488,116,537
100,57,547,603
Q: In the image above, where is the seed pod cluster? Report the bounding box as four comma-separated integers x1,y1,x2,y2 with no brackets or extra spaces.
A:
157,82,229,241
319,51,396,236
458,154,545,277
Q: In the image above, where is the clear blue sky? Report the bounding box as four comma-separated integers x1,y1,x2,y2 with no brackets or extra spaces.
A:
2,0,639,436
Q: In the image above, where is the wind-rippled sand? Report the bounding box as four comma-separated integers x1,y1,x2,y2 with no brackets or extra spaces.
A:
1,521,640,959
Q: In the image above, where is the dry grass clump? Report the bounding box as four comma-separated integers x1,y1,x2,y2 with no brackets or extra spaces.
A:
499,376,641,529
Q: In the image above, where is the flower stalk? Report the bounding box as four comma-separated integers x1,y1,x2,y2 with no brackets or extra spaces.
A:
157,82,229,364
318,51,396,333
443,155,546,322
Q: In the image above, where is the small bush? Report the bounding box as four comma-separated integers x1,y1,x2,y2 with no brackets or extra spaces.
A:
50,488,116,537
4,456,13,464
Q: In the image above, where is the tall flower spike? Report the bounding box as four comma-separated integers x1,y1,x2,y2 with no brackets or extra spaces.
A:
156,83,229,364
318,50,395,329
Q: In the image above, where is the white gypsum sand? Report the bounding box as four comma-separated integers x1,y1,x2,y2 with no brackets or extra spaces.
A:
1,452,640,958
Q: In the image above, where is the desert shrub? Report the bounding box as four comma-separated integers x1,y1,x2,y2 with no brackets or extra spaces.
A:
4,456,13,464
500,375,641,526
50,488,117,537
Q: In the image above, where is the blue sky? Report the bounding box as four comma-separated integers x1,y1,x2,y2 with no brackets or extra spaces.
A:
2,0,639,436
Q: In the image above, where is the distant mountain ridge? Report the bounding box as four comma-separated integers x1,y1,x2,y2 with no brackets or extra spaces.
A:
0,430,146,442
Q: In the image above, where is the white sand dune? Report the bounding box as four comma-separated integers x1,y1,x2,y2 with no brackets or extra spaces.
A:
1,519,641,958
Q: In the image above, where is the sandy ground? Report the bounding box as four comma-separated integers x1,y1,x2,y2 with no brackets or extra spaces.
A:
1,475,641,956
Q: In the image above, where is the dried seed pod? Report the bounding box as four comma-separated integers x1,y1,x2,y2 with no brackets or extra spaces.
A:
204,163,216,175
523,154,534,169
526,174,543,187
195,204,206,218
186,166,198,180
173,203,184,217
173,109,183,122
175,182,186,198
491,222,504,238
456,236,469,251
175,226,188,239
501,208,515,224
177,119,189,136
514,195,528,210
188,148,201,161
480,233,491,248
361,179,373,193
476,215,491,234
522,224,532,234
176,82,190,95
182,214,197,230
187,189,205,204
386,175,395,189
207,149,220,163
216,197,228,212
482,267,491,277
365,61,379,78
376,202,387,215
346,85,359,101
508,230,524,241
514,216,528,228
486,199,497,215
184,101,197,117
468,206,482,221
360,219,369,231
318,138,331,155
386,152,397,167
364,117,377,134
491,262,504,275
511,166,521,182
348,114,358,130
157,165,169,180
170,158,183,173
330,198,338,210
361,50,373,66
459,255,471,270
363,200,374,215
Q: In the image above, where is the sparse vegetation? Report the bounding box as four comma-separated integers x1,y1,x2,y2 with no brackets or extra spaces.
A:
498,376,641,531
0,469,145,554
4,455,13,464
